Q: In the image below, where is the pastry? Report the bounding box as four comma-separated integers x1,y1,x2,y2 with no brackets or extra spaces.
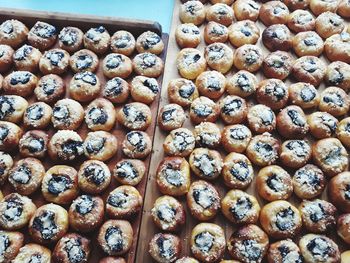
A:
319,86,350,117
39,48,70,75
325,61,350,91
179,1,206,26
85,98,116,131
280,139,312,168
3,70,38,97
19,130,48,158
204,21,228,44
256,79,289,110
78,160,111,194
110,30,135,56
0,44,14,72
206,3,234,26
228,20,260,47
233,44,263,72
189,147,223,180
292,55,326,86
338,0,350,17
163,128,195,157
122,131,152,159
0,151,13,185
0,95,28,123
167,78,198,107
176,48,206,80
293,31,324,57
102,53,133,79
205,42,233,74
259,1,290,26
158,104,186,132
0,230,24,262
246,133,280,166
308,111,338,139
276,105,309,138
48,130,84,161
262,24,292,51
83,26,110,54
219,95,247,125
315,11,344,39
193,122,221,148
293,164,325,199
288,82,320,109
189,96,219,124
52,98,84,130
328,172,350,212
113,159,146,186
287,9,315,33
0,121,22,151
337,213,350,245
267,239,303,263
28,21,57,50
132,52,164,77
195,70,226,100
233,0,260,21
336,117,350,148
23,102,52,129
324,32,350,63
58,26,84,53
130,76,159,104
13,243,51,263
69,71,101,102
83,131,118,161
310,0,340,15
13,44,41,72
0,19,28,48
102,77,130,104
34,74,65,104
149,233,181,263
136,31,164,55
116,102,152,130
247,104,276,134
262,51,293,80
226,70,257,97
69,49,99,73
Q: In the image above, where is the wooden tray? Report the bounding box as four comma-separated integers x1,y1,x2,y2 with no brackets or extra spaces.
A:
137,1,350,262
0,8,168,263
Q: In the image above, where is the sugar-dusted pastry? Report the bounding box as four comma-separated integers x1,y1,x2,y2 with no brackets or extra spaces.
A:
78,160,111,194
28,21,57,50
205,42,233,74
0,121,22,151
13,243,51,263
0,44,14,72
319,86,350,117
308,111,338,139
259,1,290,26
39,48,70,75
70,49,99,73
85,98,116,131
233,0,260,21
113,159,145,186
288,82,320,109
19,130,48,158
133,52,164,77
267,239,303,263
102,77,130,104
196,70,226,100
110,30,135,56
233,44,263,72
0,95,28,123
292,56,326,86
315,11,345,39
179,1,206,25
280,139,311,168
149,233,181,263
163,128,195,157
190,96,219,124
194,122,221,148
136,31,164,55
206,3,234,26
23,102,52,129
3,70,38,97
287,9,315,33
293,31,324,57
336,117,350,148
131,76,159,104
0,19,28,48
83,26,110,54
325,61,350,91
256,79,289,110
204,21,228,44
51,98,84,130
102,53,133,79
293,164,325,199
228,20,260,47
116,102,152,131
69,71,101,102
13,44,41,72
58,26,84,53
48,130,84,161
158,104,186,132
0,151,13,185
34,74,65,104
276,105,309,139
324,32,350,63
310,0,340,15
0,230,24,262
247,104,276,134
337,213,350,245
189,147,223,180
83,131,118,161
167,78,198,107
262,51,293,80
329,172,350,212
262,24,292,52
122,131,152,159
226,70,257,98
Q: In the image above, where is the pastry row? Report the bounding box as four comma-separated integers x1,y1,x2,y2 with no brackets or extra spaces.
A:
0,19,164,55
148,223,344,263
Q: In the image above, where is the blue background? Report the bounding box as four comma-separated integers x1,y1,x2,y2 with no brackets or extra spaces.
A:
0,0,175,33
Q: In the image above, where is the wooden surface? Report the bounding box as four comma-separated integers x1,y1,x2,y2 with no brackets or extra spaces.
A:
0,8,168,263
137,1,350,262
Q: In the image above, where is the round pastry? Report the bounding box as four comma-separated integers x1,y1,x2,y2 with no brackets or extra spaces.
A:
132,52,164,77
308,111,338,139
163,128,195,157
233,0,260,21
13,243,51,263
0,19,28,48
190,96,219,124
310,0,340,15
102,53,132,79
219,95,247,125
28,21,57,50
122,130,152,159
315,11,344,39
48,130,84,161
0,230,24,262
289,82,319,109
0,193,36,230
189,147,223,180
299,234,340,263
156,157,191,196
337,117,350,148
176,48,206,80
149,233,181,263
70,49,99,73
0,44,14,72
329,172,350,212
52,233,90,263
3,70,38,97
337,213,350,245
0,151,13,185
313,138,348,176
131,76,159,104
247,104,276,134
262,24,292,52
262,51,293,80
221,121,253,151
246,133,280,166
324,32,350,63
256,165,293,201
190,223,225,263
204,21,228,44
292,56,326,86
259,1,290,26
194,122,221,148
97,219,133,256
102,77,130,104
167,78,198,107
195,70,226,100
221,189,260,225
83,26,110,54
39,48,70,75
256,79,289,110
204,42,233,74
228,20,260,47
113,159,145,186
158,104,186,132
19,130,48,158
176,23,201,48
69,71,101,102
136,31,164,55
293,31,324,57
23,102,52,129
42,165,79,204
299,199,336,233
227,224,269,263
110,30,136,56
52,98,84,130
226,70,257,98
13,44,41,72
233,44,263,73
58,26,84,53
0,95,28,123
85,98,116,131
206,3,234,26
293,164,325,199
280,140,312,168
116,102,151,131
78,160,111,194
222,152,254,189
338,0,350,17
267,239,303,263
83,131,118,161
260,201,302,239
187,180,220,221
34,74,65,104
69,195,104,232
325,61,350,91
106,185,143,219
29,203,68,244
8,157,44,195
276,105,309,139
319,86,350,117
179,1,206,25
151,195,185,231
287,9,315,33
284,0,310,10
0,121,22,151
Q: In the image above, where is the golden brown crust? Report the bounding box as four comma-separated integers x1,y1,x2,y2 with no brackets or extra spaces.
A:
110,30,135,56
3,71,38,97
262,24,292,51
163,128,195,157
132,53,164,78
39,48,70,75
233,0,261,21
149,233,182,263
233,44,263,72
204,22,228,44
206,3,234,26
292,56,326,86
189,147,223,180
276,105,309,139
0,230,24,263
28,21,57,50
190,96,220,124
288,82,320,109
78,160,111,194
267,239,302,263
205,42,233,74
308,111,338,139
23,102,52,129
293,164,325,199
35,74,65,104
256,79,289,110
259,1,290,26
287,9,315,33
329,172,350,212
116,102,152,131
0,121,22,151
247,104,276,134
262,51,293,80
122,131,152,159
13,243,51,263
83,26,110,54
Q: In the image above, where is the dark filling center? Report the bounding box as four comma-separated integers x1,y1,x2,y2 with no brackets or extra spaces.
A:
47,175,72,195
